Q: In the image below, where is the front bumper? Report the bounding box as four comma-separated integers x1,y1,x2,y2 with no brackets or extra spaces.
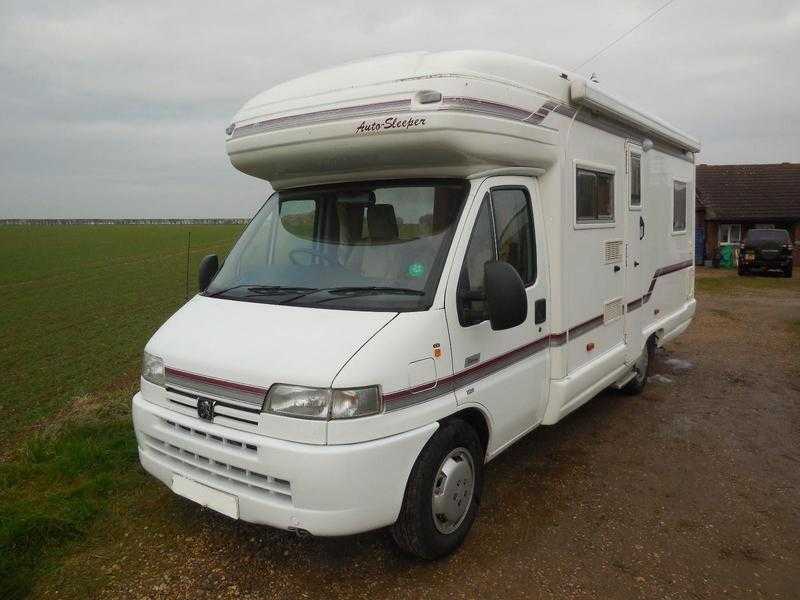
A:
132,393,436,536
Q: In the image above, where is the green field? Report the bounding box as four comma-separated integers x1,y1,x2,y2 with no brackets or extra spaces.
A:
0,224,243,598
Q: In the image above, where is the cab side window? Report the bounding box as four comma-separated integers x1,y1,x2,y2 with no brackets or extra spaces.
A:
492,188,536,285
458,195,494,326
458,187,536,327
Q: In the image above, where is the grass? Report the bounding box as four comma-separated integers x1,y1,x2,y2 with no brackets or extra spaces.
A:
0,224,243,449
695,268,798,294
0,393,141,598
0,224,243,599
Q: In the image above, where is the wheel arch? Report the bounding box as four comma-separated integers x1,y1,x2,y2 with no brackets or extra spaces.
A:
440,406,491,459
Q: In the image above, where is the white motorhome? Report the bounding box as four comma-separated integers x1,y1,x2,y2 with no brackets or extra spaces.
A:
133,51,699,558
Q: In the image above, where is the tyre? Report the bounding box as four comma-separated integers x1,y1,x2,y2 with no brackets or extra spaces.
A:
784,266,793,278
392,419,484,559
623,337,654,395
737,265,747,276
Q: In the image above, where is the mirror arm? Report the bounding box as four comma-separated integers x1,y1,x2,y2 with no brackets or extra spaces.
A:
457,289,486,302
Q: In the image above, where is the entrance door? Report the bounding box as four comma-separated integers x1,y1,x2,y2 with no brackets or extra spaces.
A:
624,142,645,362
444,176,550,455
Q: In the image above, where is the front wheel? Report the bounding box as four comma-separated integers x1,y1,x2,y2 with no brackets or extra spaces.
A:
392,419,484,559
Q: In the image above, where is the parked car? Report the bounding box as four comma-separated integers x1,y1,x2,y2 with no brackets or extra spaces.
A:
738,228,794,277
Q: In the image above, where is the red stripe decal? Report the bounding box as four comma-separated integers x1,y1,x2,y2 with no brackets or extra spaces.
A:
165,367,267,396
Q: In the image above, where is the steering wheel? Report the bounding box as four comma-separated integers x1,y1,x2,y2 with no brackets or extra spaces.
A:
289,248,339,267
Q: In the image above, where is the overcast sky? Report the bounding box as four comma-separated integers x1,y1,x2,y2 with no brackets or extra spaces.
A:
1,1,798,218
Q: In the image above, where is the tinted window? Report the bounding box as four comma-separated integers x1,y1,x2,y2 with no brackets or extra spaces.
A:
673,181,687,232
458,187,536,327
577,168,614,223
492,188,536,285
458,195,494,325
630,154,641,207
746,229,790,244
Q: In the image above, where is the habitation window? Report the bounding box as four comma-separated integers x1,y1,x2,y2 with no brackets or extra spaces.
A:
629,154,641,208
672,181,687,232
718,224,741,245
576,168,614,223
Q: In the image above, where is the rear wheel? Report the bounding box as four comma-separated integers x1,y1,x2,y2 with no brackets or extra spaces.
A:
623,337,654,395
392,419,484,559
784,266,793,278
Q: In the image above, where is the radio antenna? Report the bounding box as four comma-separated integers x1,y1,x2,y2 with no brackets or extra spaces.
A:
185,231,191,300
573,0,678,72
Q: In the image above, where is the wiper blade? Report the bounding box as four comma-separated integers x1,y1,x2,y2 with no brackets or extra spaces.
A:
207,285,316,298
324,286,425,295
305,286,425,305
246,285,317,296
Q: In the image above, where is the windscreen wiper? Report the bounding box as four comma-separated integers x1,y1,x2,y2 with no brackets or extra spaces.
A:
302,286,425,305
207,285,317,298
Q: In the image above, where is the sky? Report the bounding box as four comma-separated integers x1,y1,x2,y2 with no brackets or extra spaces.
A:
1,1,798,219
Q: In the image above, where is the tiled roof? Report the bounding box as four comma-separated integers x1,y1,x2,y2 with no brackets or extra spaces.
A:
695,163,800,221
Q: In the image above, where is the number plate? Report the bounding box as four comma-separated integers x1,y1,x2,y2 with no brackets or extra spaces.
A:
172,475,239,518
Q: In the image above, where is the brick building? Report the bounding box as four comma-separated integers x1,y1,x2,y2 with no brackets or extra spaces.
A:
695,163,800,265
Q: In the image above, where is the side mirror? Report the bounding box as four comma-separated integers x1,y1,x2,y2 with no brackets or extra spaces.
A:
484,261,527,331
198,254,219,292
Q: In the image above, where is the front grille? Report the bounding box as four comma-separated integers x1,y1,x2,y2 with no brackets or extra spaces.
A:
165,386,261,428
142,433,292,504
165,368,266,407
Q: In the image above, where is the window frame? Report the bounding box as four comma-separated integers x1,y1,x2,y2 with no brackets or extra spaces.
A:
456,185,537,328
573,160,616,229
628,151,642,210
718,223,742,245
489,185,537,287
672,179,688,235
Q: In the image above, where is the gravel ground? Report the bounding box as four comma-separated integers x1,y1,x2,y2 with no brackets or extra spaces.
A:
38,268,800,599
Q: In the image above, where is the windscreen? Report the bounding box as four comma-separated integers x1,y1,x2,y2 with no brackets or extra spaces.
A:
745,229,790,244
206,180,468,311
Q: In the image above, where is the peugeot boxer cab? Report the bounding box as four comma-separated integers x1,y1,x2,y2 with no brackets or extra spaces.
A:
133,51,699,558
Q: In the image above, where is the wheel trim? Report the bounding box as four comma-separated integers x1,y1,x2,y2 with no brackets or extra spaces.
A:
431,447,475,535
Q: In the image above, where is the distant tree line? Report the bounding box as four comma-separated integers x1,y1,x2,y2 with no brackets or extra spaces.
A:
0,218,249,225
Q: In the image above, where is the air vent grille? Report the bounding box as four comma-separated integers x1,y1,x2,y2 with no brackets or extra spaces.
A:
604,240,624,264
604,297,623,324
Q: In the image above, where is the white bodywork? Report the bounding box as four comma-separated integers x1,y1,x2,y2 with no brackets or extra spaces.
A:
133,51,699,536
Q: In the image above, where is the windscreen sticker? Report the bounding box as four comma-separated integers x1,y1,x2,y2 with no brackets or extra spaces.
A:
407,262,426,278
355,116,427,135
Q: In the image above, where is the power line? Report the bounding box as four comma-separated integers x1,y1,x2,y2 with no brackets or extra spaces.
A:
573,0,678,72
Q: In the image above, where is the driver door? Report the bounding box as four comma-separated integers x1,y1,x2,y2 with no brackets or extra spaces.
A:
444,177,550,454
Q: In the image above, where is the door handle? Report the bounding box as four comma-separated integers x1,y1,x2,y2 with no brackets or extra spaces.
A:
534,298,546,324
639,216,646,240
613,265,621,273
634,260,640,267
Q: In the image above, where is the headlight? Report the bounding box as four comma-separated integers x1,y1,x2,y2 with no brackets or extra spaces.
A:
142,351,165,387
266,385,331,419
331,387,382,419
266,384,382,420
